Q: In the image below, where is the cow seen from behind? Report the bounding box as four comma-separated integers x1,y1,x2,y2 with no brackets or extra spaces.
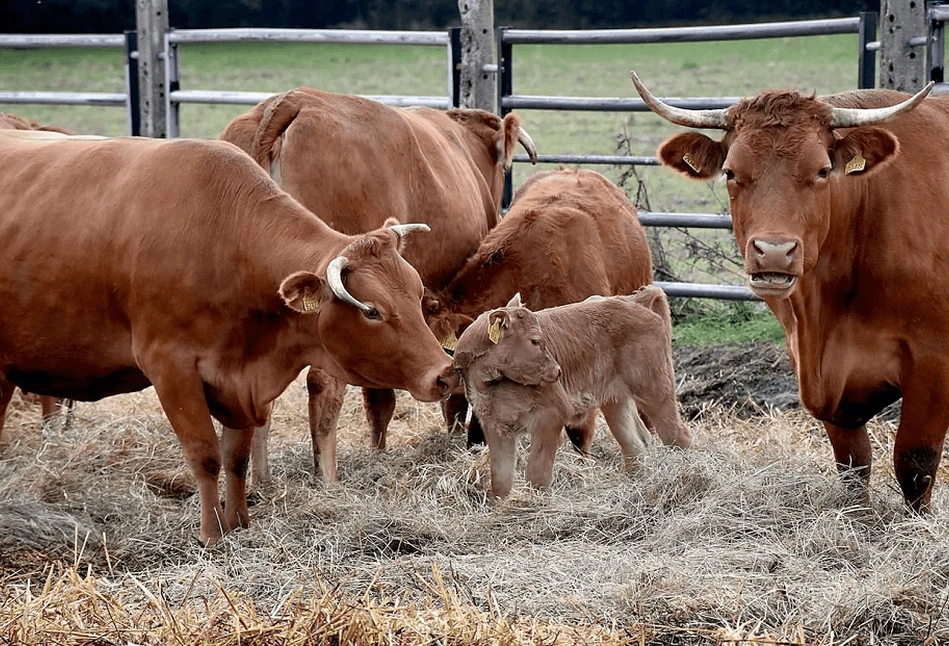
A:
454,288,691,498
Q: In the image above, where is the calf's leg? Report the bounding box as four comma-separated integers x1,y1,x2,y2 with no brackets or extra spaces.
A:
599,399,651,469
307,366,346,483
362,387,396,450
442,393,469,433
483,424,517,498
526,409,569,489
564,409,597,454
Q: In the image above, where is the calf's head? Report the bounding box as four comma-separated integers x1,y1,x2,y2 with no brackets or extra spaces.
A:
631,71,932,300
454,294,561,387
280,222,457,402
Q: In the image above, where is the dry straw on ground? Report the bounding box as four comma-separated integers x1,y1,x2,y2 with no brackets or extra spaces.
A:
1,366,948,645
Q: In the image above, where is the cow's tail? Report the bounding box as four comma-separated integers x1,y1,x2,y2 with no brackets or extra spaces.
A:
251,88,307,175
631,284,671,326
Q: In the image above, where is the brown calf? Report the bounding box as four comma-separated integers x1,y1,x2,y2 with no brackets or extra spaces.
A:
454,289,691,498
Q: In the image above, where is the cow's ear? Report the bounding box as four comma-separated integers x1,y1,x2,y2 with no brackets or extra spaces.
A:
279,271,329,314
831,127,899,177
506,292,523,308
657,131,726,180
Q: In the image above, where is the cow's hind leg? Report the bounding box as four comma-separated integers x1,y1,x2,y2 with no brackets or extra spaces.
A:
0,374,15,444
599,399,651,470
362,387,396,450
307,367,346,483
823,422,872,506
891,369,949,512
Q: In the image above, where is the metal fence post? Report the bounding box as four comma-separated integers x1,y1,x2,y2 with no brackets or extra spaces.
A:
450,27,462,108
496,27,513,210
929,3,946,84
124,30,141,136
857,11,878,88
165,34,180,138
879,0,927,90
135,0,168,136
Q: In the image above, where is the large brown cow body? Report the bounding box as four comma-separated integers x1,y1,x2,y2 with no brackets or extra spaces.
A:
0,130,457,545
220,87,536,484
454,289,691,497
0,116,74,425
426,167,653,448
631,71,947,510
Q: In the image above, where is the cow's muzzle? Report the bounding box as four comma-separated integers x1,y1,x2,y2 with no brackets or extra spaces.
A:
745,237,802,298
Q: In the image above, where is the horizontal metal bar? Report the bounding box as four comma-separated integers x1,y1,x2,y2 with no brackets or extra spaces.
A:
0,91,127,107
170,89,450,109
513,153,660,165
933,82,949,95
501,17,860,45
908,35,931,47
502,95,741,112
168,28,448,46
655,281,759,301
865,40,881,51
0,33,125,48
931,5,949,22
638,212,733,229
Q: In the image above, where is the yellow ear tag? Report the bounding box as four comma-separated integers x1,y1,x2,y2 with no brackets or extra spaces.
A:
682,152,701,174
487,319,502,344
302,294,320,312
441,331,458,352
845,153,866,175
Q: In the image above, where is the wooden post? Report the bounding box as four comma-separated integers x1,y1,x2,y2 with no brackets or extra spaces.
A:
457,0,496,111
879,0,927,91
136,0,168,137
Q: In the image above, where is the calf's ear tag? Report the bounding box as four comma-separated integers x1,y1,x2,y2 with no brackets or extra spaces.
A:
302,294,320,312
441,331,458,352
682,153,701,174
845,153,866,175
487,319,502,344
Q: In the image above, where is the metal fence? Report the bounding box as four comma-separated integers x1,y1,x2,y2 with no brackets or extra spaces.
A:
495,14,881,301
161,28,459,138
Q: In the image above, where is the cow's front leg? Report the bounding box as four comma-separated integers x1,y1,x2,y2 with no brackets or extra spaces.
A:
483,423,517,498
306,366,345,483
526,409,567,489
893,369,949,512
823,422,871,505
249,420,272,488
146,360,228,546
362,387,396,450
220,425,255,530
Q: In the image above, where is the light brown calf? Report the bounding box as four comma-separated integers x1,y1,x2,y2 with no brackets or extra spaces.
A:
454,288,691,498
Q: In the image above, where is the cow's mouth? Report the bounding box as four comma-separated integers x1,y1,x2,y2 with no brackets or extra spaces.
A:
748,272,797,297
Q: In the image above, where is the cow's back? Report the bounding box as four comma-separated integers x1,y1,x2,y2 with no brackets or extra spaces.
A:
221,89,492,290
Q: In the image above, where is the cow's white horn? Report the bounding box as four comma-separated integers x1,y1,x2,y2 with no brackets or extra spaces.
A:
518,127,538,164
630,70,729,130
326,256,372,312
829,81,934,129
389,223,431,238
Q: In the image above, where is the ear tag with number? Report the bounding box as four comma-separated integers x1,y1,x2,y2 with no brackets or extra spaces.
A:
302,294,320,312
441,331,458,352
487,319,502,344
845,153,866,175
682,152,701,174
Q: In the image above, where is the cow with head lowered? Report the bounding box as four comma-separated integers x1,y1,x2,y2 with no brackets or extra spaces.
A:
220,87,537,485
0,130,457,546
454,288,691,498
631,71,947,511
425,166,654,450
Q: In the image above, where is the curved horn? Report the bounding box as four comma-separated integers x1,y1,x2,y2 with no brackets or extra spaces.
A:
630,70,729,130
829,81,934,129
518,126,538,164
326,256,372,312
388,223,431,238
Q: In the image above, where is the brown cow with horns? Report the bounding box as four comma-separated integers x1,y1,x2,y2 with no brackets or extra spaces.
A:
630,71,946,511
0,130,458,546
220,87,537,485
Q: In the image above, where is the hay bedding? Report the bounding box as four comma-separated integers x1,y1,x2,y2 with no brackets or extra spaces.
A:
0,343,946,645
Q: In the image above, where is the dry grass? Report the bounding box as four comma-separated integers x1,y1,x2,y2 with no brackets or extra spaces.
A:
2,376,948,645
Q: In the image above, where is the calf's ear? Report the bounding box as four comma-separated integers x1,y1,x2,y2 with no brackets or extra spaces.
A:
831,127,899,177
657,131,725,180
279,271,329,314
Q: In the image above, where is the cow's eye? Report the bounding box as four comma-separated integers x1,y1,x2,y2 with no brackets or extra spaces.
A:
817,167,831,179
723,168,735,181
531,339,541,346
363,306,382,320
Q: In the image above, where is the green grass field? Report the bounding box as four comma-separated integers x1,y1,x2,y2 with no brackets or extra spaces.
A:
0,31,873,345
